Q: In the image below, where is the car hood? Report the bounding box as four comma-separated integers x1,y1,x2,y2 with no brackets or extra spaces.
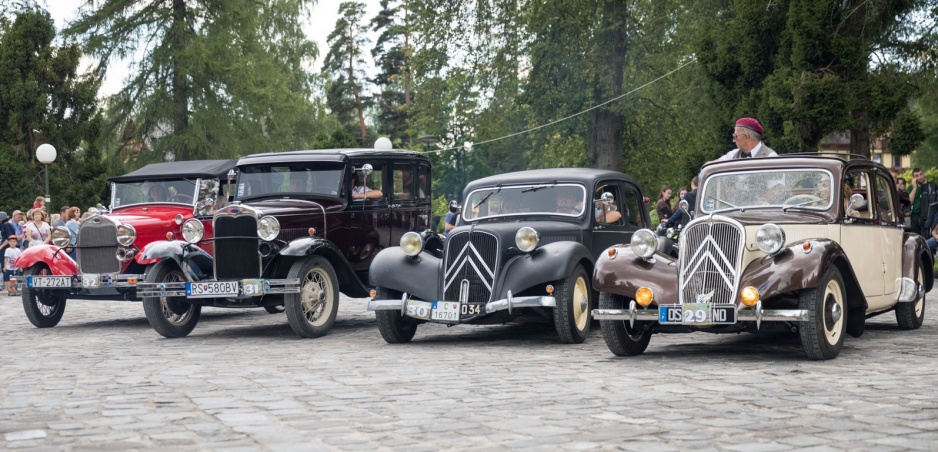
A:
106,205,196,229
703,209,835,225
449,220,583,246
237,198,344,218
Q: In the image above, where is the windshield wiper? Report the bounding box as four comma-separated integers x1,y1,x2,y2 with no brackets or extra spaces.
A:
782,200,825,212
521,181,557,193
706,195,747,213
474,185,502,209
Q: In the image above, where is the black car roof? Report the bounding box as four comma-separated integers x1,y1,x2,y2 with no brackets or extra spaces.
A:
236,148,428,166
465,168,640,192
107,159,238,183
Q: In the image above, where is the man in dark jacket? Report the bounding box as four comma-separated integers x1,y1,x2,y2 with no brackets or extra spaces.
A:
908,168,938,237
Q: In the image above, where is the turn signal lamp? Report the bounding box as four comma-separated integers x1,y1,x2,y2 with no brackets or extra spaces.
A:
546,285,554,294
127,277,138,284
607,248,617,259
635,287,654,307
740,286,760,307
308,228,316,236
802,242,812,253
369,289,377,298
166,232,174,240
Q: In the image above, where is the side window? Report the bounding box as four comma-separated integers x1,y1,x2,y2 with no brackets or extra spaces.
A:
875,173,897,223
844,170,873,219
622,184,644,227
392,164,416,202
351,163,385,202
417,164,430,200
593,183,624,225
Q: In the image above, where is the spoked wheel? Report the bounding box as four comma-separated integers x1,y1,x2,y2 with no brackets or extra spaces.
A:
799,268,847,360
142,262,201,338
285,256,339,338
598,293,651,356
21,265,68,328
375,288,421,344
553,264,592,344
896,265,926,330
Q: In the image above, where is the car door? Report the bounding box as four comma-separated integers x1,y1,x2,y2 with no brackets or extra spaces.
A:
389,161,421,247
874,171,903,302
839,168,888,308
347,160,389,273
591,180,640,258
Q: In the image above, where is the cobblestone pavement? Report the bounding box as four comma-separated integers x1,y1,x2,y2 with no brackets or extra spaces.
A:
2,294,937,451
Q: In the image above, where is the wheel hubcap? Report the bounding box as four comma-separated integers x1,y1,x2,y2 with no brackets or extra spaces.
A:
572,276,588,331
160,272,193,326
301,268,332,326
823,279,844,345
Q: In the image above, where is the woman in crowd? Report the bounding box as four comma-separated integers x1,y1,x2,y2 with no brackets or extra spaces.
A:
655,185,673,223
65,207,81,259
25,209,51,247
677,186,688,203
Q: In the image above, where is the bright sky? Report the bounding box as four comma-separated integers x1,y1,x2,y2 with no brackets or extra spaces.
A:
45,0,380,96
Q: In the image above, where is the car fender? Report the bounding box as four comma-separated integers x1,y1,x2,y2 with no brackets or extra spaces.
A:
739,238,867,337
494,241,593,299
592,246,678,306
14,244,77,275
280,237,370,298
903,233,933,293
139,240,213,281
369,247,442,302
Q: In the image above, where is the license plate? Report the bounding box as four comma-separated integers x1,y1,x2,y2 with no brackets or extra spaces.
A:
659,304,736,325
241,279,268,296
27,276,71,288
460,303,483,318
82,274,100,288
431,301,460,323
405,300,432,320
186,281,239,298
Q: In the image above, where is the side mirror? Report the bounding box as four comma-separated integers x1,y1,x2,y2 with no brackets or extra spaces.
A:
848,193,868,212
678,200,689,211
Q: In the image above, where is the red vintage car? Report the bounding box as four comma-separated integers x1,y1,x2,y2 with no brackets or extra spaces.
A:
18,159,237,328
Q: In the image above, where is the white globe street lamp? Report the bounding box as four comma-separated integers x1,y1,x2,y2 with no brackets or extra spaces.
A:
36,143,57,211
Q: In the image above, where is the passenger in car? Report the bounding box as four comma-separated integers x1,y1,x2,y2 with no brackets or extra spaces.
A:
555,190,581,214
352,173,383,200
148,185,168,202
595,193,622,223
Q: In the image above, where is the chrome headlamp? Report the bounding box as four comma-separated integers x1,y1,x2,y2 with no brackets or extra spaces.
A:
257,216,280,241
630,229,658,259
400,232,424,257
756,223,786,255
51,227,72,247
116,224,136,246
515,227,540,253
181,219,205,244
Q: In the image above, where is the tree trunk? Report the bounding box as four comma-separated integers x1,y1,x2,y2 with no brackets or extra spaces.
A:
348,27,366,145
172,0,189,160
850,109,871,159
403,5,412,106
592,0,627,171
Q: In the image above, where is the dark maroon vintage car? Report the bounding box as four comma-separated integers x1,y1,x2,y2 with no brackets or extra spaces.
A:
135,148,432,338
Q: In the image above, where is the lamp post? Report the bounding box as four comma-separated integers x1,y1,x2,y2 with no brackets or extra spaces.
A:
417,135,440,153
36,144,57,212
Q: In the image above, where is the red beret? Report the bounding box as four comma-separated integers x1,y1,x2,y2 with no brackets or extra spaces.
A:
735,117,763,135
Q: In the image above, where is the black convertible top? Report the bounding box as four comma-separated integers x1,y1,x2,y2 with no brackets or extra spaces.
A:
107,159,238,183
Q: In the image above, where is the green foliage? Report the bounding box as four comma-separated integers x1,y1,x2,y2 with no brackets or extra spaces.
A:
890,110,926,156
323,1,371,145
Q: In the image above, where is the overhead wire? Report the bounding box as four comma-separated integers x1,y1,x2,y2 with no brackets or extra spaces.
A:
422,57,698,155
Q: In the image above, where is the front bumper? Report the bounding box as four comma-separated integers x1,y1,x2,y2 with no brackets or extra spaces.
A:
136,278,300,298
593,300,810,330
17,273,143,290
368,292,556,322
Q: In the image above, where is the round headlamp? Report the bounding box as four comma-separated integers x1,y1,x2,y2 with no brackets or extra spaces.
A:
755,224,786,255
175,214,185,225
515,227,540,253
257,216,280,241
400,232,424,257
116,224,137,246
181,218,205,244
630,229,658,259
51,227,71,247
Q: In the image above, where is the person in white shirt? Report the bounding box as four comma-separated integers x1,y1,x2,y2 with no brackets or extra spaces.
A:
4,235,22,296
717,117,778,161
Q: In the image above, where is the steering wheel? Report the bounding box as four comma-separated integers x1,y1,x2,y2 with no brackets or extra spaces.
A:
169,194,193,203
782,194,822,205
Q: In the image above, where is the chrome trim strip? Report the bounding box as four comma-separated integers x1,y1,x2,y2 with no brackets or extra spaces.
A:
366,296,557,314
592,308,811,324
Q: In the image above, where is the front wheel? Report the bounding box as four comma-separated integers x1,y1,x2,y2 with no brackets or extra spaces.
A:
553,264,592,344
375,288,420,343
896,264,926,330
141,262,201,338
21,265,68,328
598,293,651,356
284,256,339,338
799,268,847,360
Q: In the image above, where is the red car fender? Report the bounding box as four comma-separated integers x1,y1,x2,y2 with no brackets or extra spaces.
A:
14,244,78,275
134,251,160,266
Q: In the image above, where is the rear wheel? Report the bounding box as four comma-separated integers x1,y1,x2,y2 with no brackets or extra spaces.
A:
553,264,592,344
799,268,846,360
142,262,201,338
285,256,339,338
375,288,420,343
598,293,651,356
21,265,68,328
896,265,926,330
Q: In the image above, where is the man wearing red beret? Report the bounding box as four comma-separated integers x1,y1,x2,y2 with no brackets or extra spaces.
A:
717,117,777,161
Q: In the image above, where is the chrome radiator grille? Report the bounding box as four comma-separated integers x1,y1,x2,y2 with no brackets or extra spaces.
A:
443,231,498,303
214,215,260,279
677,218,745,306
77,219,120,273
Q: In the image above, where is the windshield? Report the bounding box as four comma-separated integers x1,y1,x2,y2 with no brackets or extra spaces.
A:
235,163,344,200
701,169,835,213
462,184,587,221
112,179,200,208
